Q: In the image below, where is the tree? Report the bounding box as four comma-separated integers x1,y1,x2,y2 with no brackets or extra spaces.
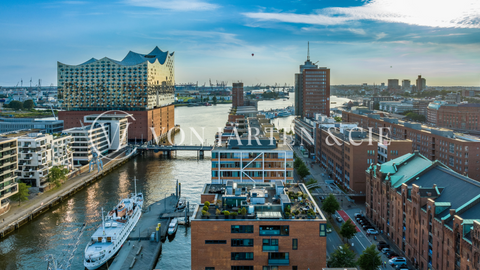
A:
357,244,382,270
23,99,35,110
48,166,69,188
294,158,303,169
212,95,217,105
11,182,31,206
7,100,23,110
334,116,342,122
340,219,357,242
327,244,357,268
321,194,340,217
296,163,310,178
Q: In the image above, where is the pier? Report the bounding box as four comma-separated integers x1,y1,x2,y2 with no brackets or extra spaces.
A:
109,194,194,270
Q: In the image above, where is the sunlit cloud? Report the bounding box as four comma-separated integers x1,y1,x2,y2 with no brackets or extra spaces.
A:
244,0,480,29
124,0,219,11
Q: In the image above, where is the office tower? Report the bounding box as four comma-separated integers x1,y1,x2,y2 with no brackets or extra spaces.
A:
402,79,410,90
387,79,399,91
232,83,244,107
295,42,330,117
57,47,175,143
416,75,426,92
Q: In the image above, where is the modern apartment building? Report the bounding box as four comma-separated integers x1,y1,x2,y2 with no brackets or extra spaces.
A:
57,47,175,143
212,115,294,184
402,80,411,90
294,45,330,117
83,114,129,151
16,132,73,190
416,75,426,92
342,109,480,181
427,101,480,131
63,124,109,166
366,151,480,270
0,117,64,134
316,127,411,196
191,181,327,270
232,83,244,108
0,138,18,215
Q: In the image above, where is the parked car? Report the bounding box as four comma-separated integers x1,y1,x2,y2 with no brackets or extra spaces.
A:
387,252,400,259
396,264,409,270
389,257,407,266
336,216,343,223
367,229,379,235
381,248,391,254
377,241,389,251
363,226,375,231
354,213,363,218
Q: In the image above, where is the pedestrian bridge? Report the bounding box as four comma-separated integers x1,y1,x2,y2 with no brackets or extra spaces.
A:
136,144,214,151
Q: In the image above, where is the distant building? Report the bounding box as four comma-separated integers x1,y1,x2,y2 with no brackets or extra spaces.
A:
57,47,175,143
445,92,461,104
295,43,330,117
388,79,399,91
232,82,244,107
0,137,18,215
0,117,63,134
366,152,480,270
402,79,411,90
427,101,480,130
191,181,327,270
416,75,426,92
412,99,430,116
63,124,110,166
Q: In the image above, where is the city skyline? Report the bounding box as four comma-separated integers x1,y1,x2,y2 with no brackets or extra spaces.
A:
0,0,479,86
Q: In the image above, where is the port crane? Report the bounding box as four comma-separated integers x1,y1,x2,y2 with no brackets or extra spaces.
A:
44,223,87,270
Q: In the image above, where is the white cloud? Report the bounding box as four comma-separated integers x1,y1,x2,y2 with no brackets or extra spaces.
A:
243,0,480,29
376,32,387,40
301,27,367,35
124,0,219,11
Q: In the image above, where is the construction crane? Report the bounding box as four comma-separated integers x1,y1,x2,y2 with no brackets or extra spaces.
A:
45,223,87,270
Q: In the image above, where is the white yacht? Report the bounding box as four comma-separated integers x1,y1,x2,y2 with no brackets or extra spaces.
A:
167,218,178,235
84,179,144,270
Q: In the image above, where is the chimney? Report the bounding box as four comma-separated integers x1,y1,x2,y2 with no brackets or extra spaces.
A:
450,209,456,217
433,184,437,189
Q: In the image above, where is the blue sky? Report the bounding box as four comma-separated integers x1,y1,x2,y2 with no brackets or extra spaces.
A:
0,0,479,86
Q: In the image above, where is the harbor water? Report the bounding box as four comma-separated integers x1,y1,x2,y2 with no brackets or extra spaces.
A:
0,94,350,270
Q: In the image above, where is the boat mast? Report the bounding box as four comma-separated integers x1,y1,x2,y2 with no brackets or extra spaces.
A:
102,207,105,236
134,176,137,195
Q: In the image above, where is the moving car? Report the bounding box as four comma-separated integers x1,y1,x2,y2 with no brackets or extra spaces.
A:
381,248,391,254
367,229,379,235
389,257,407,266
377,241,389,250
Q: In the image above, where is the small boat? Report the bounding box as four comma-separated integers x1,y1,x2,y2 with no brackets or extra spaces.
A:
168,218,178,235
177,198,186,210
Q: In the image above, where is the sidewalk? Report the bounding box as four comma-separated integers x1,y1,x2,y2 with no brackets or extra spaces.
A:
0,150,130,234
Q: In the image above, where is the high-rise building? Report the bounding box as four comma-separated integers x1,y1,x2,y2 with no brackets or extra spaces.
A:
57,47,175,143
0,137,18,215
387,79,399,91
232,83,244,108
402,79,410,90
416,75,426,92
191,181,327,270
295,43,330,117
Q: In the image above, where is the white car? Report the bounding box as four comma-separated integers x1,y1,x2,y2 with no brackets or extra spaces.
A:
389,257,407,266
367,229,379,234
381,247,391,254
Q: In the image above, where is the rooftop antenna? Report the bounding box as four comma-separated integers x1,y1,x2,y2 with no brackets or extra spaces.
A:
307,41,310,61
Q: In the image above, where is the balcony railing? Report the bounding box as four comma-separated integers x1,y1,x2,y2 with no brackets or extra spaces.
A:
268,259,289,266
262,246,279,252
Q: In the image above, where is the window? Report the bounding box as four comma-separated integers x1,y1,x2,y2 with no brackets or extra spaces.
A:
259,226,289,236
206,268,215,270
231,252,254,260
232,239,253,247
263,239,279,251
231,267,253,270
263,267,278,270
320,224,326,237
292,267,298,270
231,225,253,233
205,240,226,244
292,239,298,250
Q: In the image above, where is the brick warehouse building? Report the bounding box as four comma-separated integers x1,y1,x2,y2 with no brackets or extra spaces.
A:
366,152,480,270
427,101,480,131
316,127,412,197
57,47,175,143
191,182,327,270
342,110,480,181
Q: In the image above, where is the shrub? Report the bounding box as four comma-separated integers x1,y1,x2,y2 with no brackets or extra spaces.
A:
295,210,300,215
240,207,247,216
302,193,308,199
223,211,230,216
203,205,208,211
216,209,221,216
230,212,238,217
201,210,207,216
204,201,210,207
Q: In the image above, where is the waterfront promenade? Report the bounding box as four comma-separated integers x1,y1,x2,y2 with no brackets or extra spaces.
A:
0,149,132,238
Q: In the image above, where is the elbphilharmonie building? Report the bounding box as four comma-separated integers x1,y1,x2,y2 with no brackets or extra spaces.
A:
57,47,175,142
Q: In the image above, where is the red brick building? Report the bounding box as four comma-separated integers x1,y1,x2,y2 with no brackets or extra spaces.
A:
366,152,480,270
427,102,480,131
232,83,244,108
58,104,174,143
342,110,480,181
302,68,330,117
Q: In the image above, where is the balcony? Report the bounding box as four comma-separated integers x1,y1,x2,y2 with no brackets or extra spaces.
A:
268,252,289,266
262,246,279,252
268,259,289,266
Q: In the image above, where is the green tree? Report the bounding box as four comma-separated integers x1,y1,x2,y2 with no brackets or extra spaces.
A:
321,194,340,217
47,166,69,188
296,163,310,178
294,158,303,169
373,103,380,110
327,244,357,268
23,99,35,110
334,116,342,122
357,244,382,270
7,100,23,110
340,219,357,242
11,182,31,205
240,207,247,216
212,95,217,105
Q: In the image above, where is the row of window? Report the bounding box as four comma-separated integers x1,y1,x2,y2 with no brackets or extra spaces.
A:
207,266,299,270
230,224,327,237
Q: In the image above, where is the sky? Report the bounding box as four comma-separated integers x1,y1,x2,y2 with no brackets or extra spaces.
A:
0,0,479,86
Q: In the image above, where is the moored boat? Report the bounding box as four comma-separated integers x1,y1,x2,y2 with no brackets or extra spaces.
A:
168,218,178,235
